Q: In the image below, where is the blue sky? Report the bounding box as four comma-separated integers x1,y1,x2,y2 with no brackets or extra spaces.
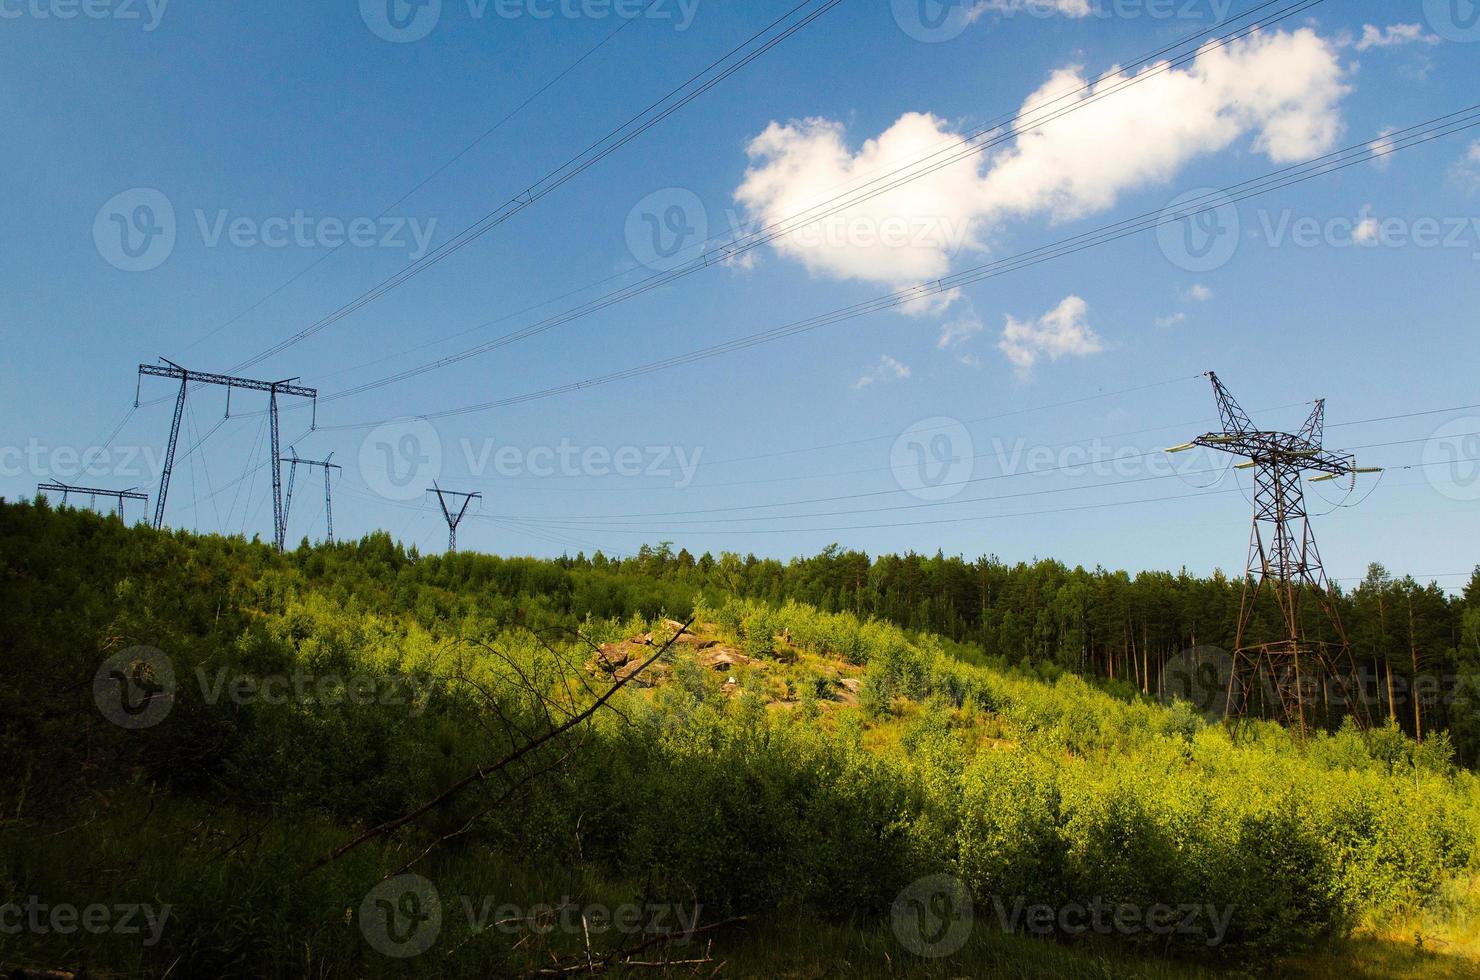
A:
3,0,1478,589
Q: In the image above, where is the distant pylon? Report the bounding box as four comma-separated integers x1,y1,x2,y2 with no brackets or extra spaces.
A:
281,448,342,545
427,483,480,553
137,359,317,551
38,482,147,519
1168,372,1380,735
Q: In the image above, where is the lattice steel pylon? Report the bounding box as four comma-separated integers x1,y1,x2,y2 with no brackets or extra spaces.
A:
38,482,147,519
137,359,317,551
281,448,342,545
1169,372,1379,736
427,483,480,553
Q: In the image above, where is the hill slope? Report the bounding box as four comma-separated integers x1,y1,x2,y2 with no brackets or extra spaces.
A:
1,500,1477,978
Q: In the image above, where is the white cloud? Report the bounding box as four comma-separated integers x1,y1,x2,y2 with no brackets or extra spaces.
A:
1155,312,1187,328
1354,206,1379,244
853,354,911,389
980,0,1093,18
1354,24,1440,51
735,112,987,292
998,295,1102,377
1186,284,1213,301
734,28,1348,344
938,306,985,348
1456,141,1480,193
980,29,1348,221
1369,127,1398,170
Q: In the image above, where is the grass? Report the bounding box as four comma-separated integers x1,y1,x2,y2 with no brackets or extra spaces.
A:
5,783,1477,979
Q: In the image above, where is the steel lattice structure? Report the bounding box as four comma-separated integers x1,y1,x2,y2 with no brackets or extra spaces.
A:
37,482,147,519
281,448,342,545
428,484,480,553
1171,373,1378,735
137,359,317,551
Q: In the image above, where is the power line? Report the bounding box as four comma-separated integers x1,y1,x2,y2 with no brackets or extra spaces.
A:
229,0,848,374
316,102,1480,430
491,431,1478,527
181,3,662,356
496,460,1475,539
318,0,1320,402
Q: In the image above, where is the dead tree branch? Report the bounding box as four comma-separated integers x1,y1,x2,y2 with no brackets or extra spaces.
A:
305,618,691,874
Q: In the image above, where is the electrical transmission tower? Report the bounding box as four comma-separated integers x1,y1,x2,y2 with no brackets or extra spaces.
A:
281,448,342,545
428,483,480,553
37,482,147,519
137,359,317,551
1169,372,1380,736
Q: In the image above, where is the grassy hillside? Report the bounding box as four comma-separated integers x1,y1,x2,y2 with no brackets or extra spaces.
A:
2,499,1477,978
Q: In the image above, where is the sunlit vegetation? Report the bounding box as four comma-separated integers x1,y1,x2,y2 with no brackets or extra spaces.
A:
2,499,1477,977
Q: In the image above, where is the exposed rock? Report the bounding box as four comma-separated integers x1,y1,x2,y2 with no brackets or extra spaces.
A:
614,658,665,687
835,677,863,706
699,647,751,673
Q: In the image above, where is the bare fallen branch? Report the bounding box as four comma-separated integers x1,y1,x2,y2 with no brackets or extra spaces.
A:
305,618,692,874
527,919,746,977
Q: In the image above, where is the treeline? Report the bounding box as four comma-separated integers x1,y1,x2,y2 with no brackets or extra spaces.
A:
548,543,1480,753
12,494,1479,753
3,498,1479,975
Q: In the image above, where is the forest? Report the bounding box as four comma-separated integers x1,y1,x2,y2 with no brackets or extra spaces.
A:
474,541,1480,760
2,498,1478,978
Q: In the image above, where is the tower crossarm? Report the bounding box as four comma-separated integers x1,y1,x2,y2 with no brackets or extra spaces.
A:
138,362,316,400
38,482,147,502
1191,431,1354,476
136,359,317,545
